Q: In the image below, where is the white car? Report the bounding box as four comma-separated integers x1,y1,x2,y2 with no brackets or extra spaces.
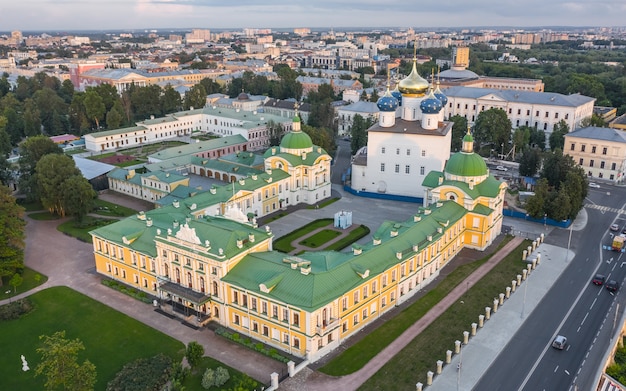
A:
589,182,600,189
495,165,508,172
552,335,567,350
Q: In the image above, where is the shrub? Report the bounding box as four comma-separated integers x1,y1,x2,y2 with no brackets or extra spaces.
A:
214,366,230,387
0,298,34,321
185,341,204,369
106,353,172,391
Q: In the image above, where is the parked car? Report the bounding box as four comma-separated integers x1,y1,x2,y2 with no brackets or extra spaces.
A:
589,182,601,189
606,280,619,293
552,335,567,350
495,165,508,171
611,224,620,232
592,274,606,286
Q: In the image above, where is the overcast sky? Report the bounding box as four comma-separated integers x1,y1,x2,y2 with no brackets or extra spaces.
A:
2,0,625,32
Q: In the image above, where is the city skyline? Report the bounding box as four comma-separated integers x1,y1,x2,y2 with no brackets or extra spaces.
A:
2,0,625,33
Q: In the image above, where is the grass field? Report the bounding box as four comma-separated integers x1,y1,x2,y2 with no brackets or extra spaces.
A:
0,267,47,300
57,216,119,242
299,229,342,248
0,287,185,391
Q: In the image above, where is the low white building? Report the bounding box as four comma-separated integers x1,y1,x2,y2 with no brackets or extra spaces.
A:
84,107,294,153
336,101,379,136
565,126,626,182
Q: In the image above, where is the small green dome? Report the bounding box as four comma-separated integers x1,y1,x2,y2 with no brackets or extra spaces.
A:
462,132,473,143
445,152,488,177
280,130,312,150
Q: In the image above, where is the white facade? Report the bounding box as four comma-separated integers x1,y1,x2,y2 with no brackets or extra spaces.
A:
442,86,595,140
84,107,293,153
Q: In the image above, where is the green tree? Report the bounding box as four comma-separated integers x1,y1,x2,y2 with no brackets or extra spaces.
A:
473,108,512,156
105,101,125,130
547,188,571,221
183,83,207,110
185,341,204,370
161,85,182,114
0,186,25,287
449,115,468,152
36,154,82,217
83,89,106,130
525,178,549,218
350,114,370,155
580,113,606,128
23,98,42,137
35,331,97,391
528,127,546,150
9,272,23,293
18,135,62,202
549,120,569,151
33,87,68,135
302,124,335,154
130,85,162,121
199,78,223,95
61,175,96,222
267,120,284,146
518,148,542,177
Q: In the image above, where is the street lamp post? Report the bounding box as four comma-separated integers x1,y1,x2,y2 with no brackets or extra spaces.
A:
501,143,505,160
544,214,547,229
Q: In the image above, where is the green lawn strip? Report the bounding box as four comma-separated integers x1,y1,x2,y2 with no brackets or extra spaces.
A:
93,198,139,217
299,229,342,248
359,240,529,390
57,216,119,242
273,218,334,253
0,286,185,391
16,199,44,211
27,211,61,220
325,225,371,251
306,197,340,209
320,236,519,376
88,152,115,161
182,356,262,391
0,267,48,300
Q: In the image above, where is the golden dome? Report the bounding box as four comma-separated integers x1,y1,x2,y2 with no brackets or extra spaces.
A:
398,60,429,97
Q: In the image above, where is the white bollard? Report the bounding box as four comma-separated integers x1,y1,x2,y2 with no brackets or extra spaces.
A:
446,350,452,364
499,293,505,305
485,307,491,320
512,280,517,292
427,371,434,385
455,340,461,353
471,322,478,336
436,360,443,374
416,382,423,391
506,286,511,298
478,314,485,327
463,331,470,344
493,299,499,313
288,361,295,377
270,372,279,388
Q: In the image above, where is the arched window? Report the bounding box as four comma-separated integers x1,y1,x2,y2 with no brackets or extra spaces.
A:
187,272,192,288
213,281,219,296
175,268,180,284
164,264,169,278
200,277,205,293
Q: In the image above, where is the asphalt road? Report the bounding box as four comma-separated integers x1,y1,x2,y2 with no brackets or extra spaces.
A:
473,185,626,391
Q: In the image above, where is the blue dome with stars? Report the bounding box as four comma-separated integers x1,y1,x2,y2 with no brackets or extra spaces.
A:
434,84,448,107
420,91,442,114
377,89,399,112
391,84,403,106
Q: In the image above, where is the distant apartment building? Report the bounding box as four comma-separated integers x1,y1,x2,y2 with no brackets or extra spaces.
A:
294,28,311,36
336,101,380,136
296,76,362,96
185,29,211,44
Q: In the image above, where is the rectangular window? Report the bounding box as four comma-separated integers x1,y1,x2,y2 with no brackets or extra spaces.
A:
382,297,387,307
405,165,410,174
581,145,586,152
570,143,575,151
342,297,348,311
421,150,426,157
372,281,377,293
262,301,267,314
555,113,559,119
363,286,368,298
527,110,530,115
353,291,359,304
406,149,411,156
381,147,385,154
396,148,400,155
545,112,549,118
272,305,278,318
590,160,594,167
263,326,269,336
283,308,289,322
420,166,425,175
603,147,608,155
363,308,368,319
601,161,605,169
293,313,300,327
353,314,359,325
579,158,584,165
592,146,597,154
612,162,616,170
517,109,521,115
380,163,385,172
251,298,257,311
395,164,399,173
536,110,539,116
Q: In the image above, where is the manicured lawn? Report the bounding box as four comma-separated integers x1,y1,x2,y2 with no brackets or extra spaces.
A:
325,225,371,251
27,211,60,220
320,236,524,385
92,198,139,217
16,199,44,212
0,267,47,300
57,216,119,242
274,219,334,253
0,286,185,391
299,229,342,248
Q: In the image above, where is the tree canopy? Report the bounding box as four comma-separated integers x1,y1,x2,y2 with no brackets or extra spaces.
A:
473,108,512,157
0,186,25,287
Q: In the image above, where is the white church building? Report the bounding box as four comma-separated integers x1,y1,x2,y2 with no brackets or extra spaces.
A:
350,56,453,202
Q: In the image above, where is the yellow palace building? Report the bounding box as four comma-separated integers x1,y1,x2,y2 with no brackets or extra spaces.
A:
91,123,505,363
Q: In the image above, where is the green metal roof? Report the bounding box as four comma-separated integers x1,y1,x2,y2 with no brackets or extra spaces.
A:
279,130,313,150
445,152,488,177
90,206,270,260
147,135,247,161
422,171,504,199
222,201,467,311
263,146,329,166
